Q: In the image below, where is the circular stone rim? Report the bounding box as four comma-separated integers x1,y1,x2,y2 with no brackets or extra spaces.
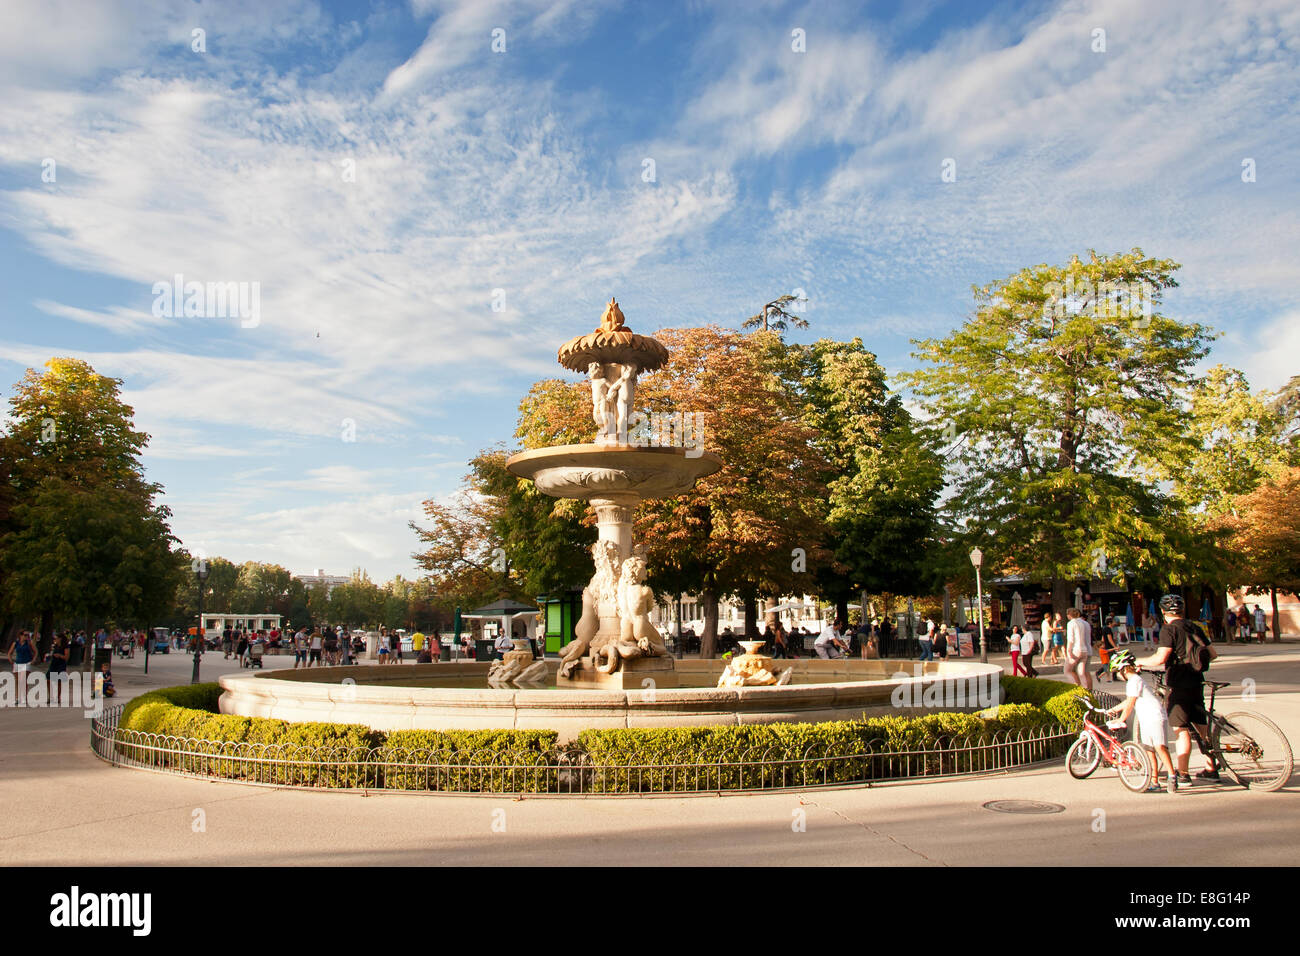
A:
505,442,723,483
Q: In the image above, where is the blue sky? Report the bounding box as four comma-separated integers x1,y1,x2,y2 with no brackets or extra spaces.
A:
1,0,1297,582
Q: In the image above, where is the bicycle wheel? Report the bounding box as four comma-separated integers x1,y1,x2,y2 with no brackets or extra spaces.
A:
1117,742,1152,793
1067,735,1101,779
1215,712,1294,792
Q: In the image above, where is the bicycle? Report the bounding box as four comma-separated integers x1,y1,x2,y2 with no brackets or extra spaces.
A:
1149,670,1293,792
1066,700,1153,793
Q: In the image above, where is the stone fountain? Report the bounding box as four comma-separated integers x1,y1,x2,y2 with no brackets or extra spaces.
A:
505,299,722,689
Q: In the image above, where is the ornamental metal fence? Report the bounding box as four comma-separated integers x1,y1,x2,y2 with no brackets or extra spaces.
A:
91,691,1121,796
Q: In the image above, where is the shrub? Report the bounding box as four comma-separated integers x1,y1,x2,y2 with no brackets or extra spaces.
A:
999,676,1090,729
110,679,1088,793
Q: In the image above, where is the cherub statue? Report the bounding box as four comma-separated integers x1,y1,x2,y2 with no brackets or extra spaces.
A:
618,551,670,657
588,362,613,436
557,539,623,678
604,363,635,443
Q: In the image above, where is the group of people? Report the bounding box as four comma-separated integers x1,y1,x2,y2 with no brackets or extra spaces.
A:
1003,608,1155,690
1103,594,1221,793
1229,604,1269,643
5,629,115,705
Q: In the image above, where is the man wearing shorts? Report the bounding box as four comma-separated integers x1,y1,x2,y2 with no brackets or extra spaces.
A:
1142,594,1216,783
308,630,323,667
7,630,37,705
293,628,309,669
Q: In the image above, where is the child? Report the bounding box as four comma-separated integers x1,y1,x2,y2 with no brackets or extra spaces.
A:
1104,650,1175,793
99,660,116,698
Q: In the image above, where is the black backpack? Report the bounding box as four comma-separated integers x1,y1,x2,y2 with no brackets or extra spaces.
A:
1178,621,1216,673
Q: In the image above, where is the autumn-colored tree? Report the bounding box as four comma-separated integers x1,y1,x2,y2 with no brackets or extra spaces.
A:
1216,467,1300,641
635,326,827,652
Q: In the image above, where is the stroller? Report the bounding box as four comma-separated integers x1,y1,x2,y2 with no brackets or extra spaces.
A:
244,642,265,669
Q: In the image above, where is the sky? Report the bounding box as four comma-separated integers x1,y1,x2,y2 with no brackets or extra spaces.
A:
0,0,1297,583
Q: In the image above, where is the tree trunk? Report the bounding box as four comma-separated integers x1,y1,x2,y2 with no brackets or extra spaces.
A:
764,596,779,630
835,597,849,626
701,589,719,658
1271,587,1281,643
742,594,760,640
1051,578,1071,616
38,608,54,663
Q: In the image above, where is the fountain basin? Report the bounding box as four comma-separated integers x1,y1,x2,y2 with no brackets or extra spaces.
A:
505,443,721,499
218,659,1003,743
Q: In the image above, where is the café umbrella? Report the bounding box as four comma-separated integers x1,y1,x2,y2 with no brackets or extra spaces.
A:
1010,591,1027,630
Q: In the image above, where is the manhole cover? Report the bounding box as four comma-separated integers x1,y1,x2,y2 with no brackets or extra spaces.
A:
982,800,1065,814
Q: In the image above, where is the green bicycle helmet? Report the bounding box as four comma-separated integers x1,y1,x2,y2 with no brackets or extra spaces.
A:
1108,649,1137,673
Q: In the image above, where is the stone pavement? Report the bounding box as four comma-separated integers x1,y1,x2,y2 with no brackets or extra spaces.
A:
1,643,1294,866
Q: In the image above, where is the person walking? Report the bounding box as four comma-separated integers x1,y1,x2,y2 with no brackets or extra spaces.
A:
772,621,788,659
308,630,324,667
1019,625,1039,678
1009,625,1026,676
46,634,70,705
1253,604,1267,644
1236,606,1251,643
1095,619,1118,682
917,618,933,662
8,631,38,705
292,628,308,669
1063,607,1092,691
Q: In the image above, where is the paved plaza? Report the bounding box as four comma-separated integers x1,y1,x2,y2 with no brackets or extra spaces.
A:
2,644,1294,867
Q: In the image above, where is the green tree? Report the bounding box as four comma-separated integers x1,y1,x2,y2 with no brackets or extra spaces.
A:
788,337,943,618
742,293,809,333
901,250,1216,611
1,358,181,654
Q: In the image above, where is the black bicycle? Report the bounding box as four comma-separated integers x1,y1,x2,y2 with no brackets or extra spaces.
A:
1149,670,1292,791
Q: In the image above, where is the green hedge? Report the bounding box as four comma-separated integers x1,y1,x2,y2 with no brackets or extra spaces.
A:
108,677,1090,793
998,675,1091,728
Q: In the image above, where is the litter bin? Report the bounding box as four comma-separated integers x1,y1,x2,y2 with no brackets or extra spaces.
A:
474,639,495,660
94,648,112,669
439,645,452,661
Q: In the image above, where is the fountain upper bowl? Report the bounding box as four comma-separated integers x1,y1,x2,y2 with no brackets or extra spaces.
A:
506,443,722,500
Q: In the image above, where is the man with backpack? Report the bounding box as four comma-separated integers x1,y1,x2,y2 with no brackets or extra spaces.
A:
1142,593,1218,784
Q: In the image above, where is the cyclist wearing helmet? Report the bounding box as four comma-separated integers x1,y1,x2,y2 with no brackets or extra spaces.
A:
1104,650,1177,793
1141,594,1216,783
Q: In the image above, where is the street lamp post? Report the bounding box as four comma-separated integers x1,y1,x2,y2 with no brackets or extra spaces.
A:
191,559,210,684
970,547,987,664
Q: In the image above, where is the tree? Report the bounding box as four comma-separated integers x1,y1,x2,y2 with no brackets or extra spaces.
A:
742,293,809,334
1161,365,1296,517
901,250,1217,611
635,326,827,652
1268,374,1300,443
786,337,943,618
1217,467,1300,642
1,358,180,655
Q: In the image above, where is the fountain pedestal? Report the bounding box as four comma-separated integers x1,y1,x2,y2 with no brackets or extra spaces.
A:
558,655,679,690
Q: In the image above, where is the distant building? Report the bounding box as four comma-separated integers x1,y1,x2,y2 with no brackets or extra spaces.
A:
201,613,282,634
296,568,352,595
